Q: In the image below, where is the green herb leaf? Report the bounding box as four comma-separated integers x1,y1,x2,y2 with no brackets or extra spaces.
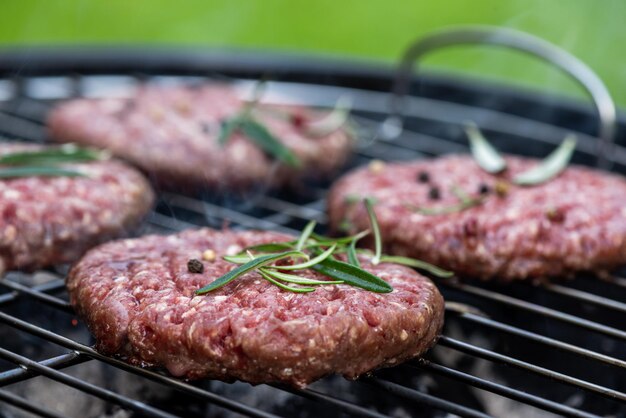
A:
274,244,337,271
364,198,382,265
305,96,352,137
296,220,316,251
310,229,370,246
450,185,474,205
222,254,256,264
378,255,454,278
311,258,392,293
241,242,296,253
0,166,86,179
347,237,360,267
195,250,307,294
258,269,315,293
412,185,485,216
513,135,577,186
260,268,343,285
412,199,483,216
0,144,105,166
464,121,507,174
239,119,300,167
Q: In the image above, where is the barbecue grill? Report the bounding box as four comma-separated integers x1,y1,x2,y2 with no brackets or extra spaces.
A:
0,27,625,418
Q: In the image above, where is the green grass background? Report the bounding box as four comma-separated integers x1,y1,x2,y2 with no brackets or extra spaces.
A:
1,1,625,106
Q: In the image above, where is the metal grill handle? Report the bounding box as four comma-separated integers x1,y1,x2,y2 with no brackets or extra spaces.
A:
384,26,617,169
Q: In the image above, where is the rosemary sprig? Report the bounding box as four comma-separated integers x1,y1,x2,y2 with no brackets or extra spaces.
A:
411,184,485,216
513,135,577,186
0,144,106,179
273,244,337,270
364,198,382,265
195,200,452,295
465,122,578,185
0,166,86,178
0,144,105,165
296,220,316,251
258,269,315,293
464,121,507,174
378,255,454,278
195,250,307,294
347,236,361,267
310,257,392,293
217,81,300,167
304,96,352,137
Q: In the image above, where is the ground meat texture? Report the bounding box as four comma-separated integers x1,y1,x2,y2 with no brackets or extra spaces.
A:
327,155,626,281
47,84,354,191
0,143,154,274
67,228,444,388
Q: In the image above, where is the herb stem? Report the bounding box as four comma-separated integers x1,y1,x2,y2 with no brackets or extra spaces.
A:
296,220,316,251
258,269,315,293
274,244,336,270
364,198,382,265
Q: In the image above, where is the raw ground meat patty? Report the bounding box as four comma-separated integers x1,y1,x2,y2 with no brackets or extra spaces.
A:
47,84,354,191
0,142,154,274
328,155,626,281
67,228,444,388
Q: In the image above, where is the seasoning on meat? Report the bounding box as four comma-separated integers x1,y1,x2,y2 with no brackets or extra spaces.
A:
428,186,441,200
47,84,354,191
328,154,626,281
417,171,430,183
0,142,154,274
67,228,444,388
187,259,204,274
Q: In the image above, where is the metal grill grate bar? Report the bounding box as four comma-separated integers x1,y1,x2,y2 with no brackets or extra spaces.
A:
543,283,626,313
0,346,179,418
0,309,285,418
438,336,626,402
450,311,626,368
0,278,65,306
0,278,72,313
441,281,626,340
0,389,66,418
272,385,393,418
413,360,601,418
0,352,87,387
365,378,492,418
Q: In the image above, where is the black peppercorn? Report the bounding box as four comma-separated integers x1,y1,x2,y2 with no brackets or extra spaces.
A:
187,259,204,274
478,183,491,195
417,171,430,183
428,187,440,200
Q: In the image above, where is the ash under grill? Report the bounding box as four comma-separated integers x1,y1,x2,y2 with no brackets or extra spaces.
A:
0,49,624,418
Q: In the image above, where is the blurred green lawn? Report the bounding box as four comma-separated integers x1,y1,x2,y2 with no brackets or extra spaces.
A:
1,0,625,107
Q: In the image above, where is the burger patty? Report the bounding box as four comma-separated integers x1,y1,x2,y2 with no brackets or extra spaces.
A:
67,228,444,388
328,155,626,281
47,84,354,191
0,143,154,274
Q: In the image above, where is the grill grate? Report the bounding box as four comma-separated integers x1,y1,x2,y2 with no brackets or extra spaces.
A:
0,57,624,418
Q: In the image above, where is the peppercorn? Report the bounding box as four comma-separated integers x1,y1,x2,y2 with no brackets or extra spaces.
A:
428,186,441,200
187,259,204,274
417,171,430,183
478,183,491,195
546,208,565,223
494,181,509,197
